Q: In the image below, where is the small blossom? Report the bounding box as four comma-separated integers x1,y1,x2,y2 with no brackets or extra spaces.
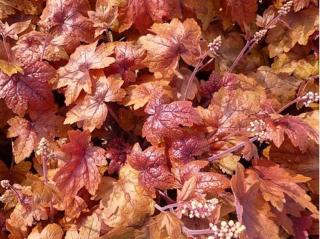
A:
301,91,319,107
0,180,10,189
247,119,267,142
209,220,246,238
253,29,267,44
278,0,293,15
181,198,219,219
35,137,50,157
208,36,222,56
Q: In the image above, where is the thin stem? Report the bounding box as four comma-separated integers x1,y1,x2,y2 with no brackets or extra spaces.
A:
107,30,113,42
228,39,253,73
158,190,176,204
107,105,120,125
155,203,179,211
181,52,208,100
9,185,24,203
182,226,212,236
208,137,257,162
208,93,303,162
42,154,54,222
198,57,214,72
226,14,283,74
277,97,300,113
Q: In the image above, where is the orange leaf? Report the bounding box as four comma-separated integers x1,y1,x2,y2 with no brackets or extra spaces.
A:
139,18,201,72
231,164,280,239
56,42,115,105
64,73,125,131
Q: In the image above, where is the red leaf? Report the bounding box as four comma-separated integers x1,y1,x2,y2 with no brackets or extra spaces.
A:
53,130,107,198
123,74,172,110
7,117,37,163
179,160,209,182
168,133,209,163
269,140,319,194
106,138,131,175
56,42,115,105
292,214,313,239
268,115,319,152
142,99,202,144
39,0,94,52
127,143,175,193
195,172,230,195
105,42,146,85
13,31,68,64
118,0,182,32
0,61,55,116
225,0,258,28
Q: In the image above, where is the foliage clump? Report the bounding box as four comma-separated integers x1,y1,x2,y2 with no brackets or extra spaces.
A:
0,0,318,238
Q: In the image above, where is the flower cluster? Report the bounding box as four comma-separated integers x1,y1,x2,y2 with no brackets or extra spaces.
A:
247,119,267,142
208,220,246,239
278,0,293,15
181,198,219,219
208,36,222,56
301,91,319,107
0,180,10,190
253,29,267,44
35,137,50,157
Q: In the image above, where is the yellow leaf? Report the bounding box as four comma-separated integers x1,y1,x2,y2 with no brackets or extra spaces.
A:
256,66,302,104
149,212,185,239
39,224,63,239
299,110,319,130
79,213,101,239
219,154,240,175
271,54,318,79
101,164,155,227
0,59,23,76
266,7,318,57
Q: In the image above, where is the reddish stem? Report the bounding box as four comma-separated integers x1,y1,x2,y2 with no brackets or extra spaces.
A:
158,190,176,204
228,39,253,73
107,105,120,125
181,52,208,100
155,203,179,211
182,226,212,236
208,137,257,162
277,97,300,113
226,13,283,75
9,185,24,203
42,154,54,222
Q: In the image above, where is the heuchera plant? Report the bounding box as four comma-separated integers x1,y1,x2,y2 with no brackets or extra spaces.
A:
0,0,318,238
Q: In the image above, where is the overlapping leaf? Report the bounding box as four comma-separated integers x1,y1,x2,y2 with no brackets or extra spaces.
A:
0,61,55,116
39,0,94,52
142,99,202,144
139,18,202,72
53,130,107,198
117,0,182,32
127,143,175,194
56,42,115,105
64,73,125,131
